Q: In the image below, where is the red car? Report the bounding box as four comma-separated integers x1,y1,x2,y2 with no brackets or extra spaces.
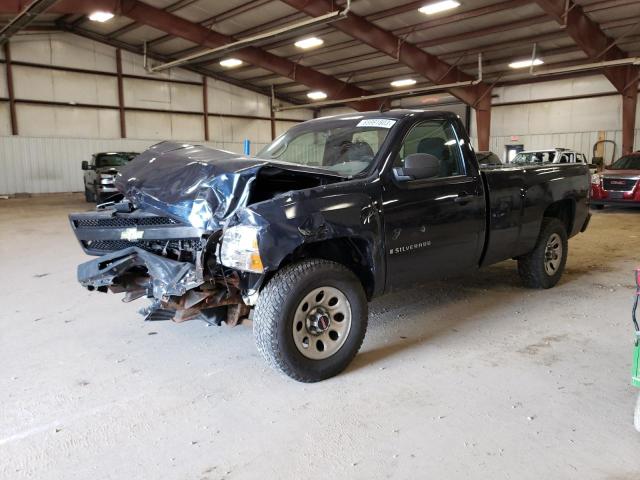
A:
591,152,640,209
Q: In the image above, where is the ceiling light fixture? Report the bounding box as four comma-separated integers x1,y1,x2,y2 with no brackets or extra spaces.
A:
509,58,544,69
88,11,114,22
295,37,324,49
219,58,243,68
390,78,417,88
419,0,461,15
307,91,327,100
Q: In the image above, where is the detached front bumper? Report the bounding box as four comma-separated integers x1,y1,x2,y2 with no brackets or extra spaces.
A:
78,246,201,299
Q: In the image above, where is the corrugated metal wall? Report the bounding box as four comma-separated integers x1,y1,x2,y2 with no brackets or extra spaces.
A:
0,136,270,195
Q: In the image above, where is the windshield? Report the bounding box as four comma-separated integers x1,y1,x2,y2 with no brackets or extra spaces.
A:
95,153,137,168
609,154,640,170
257,117,395,176
513,151,556,164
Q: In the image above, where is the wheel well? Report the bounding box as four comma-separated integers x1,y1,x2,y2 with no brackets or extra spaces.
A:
275,238,375,299
543,199,575,234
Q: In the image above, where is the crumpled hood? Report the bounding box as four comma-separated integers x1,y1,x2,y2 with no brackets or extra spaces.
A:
115,141,270,231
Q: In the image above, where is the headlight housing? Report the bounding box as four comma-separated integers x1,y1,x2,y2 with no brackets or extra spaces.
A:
219,225,264,273
591,173,601,185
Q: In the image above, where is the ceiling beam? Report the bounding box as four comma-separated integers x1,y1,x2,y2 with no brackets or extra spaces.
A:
106,0,201,39
534,0,633,92
279,0,492,107
0,0,60,46
146,0,274,49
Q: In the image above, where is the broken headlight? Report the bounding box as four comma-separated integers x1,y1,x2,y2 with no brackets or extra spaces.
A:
219,225,264,273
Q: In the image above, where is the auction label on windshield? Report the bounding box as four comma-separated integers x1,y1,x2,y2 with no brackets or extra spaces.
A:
356,118,397,129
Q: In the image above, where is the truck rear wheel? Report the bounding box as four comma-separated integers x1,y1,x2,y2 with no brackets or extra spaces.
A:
253,259,367,382
517,218,568,289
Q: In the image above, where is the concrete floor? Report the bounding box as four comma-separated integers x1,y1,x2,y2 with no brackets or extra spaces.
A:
1,194,639,479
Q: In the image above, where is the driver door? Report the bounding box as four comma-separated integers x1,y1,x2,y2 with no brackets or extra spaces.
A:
382,118,486,290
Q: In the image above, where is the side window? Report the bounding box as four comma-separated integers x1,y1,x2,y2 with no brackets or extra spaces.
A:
394,119,465,178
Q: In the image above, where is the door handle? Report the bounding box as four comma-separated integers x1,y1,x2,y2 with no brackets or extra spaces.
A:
453,192,471,204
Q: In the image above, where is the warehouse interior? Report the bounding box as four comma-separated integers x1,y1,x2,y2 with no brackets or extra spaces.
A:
1,0,640,478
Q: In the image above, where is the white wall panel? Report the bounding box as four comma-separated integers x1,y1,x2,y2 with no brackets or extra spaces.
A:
275,103,313,121
123,78,170,109
207,79,272,118
0,135,256,195
10,34,116,72
0,136,157,194
17,105,119,138
10,34,53,65
124,111,172,140
0,64,7,98
123,78,201,112
0,104,11,136
13,66,118,106
13,66,54,101
169,83,202,112
170,113,204,141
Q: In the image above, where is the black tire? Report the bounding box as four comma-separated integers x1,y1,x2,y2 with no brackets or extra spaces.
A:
517,217,568,289
592,204,604,210
84,187,95,202
253,259,368,382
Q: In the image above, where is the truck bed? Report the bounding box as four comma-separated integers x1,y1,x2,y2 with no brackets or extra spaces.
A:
479,163,590,267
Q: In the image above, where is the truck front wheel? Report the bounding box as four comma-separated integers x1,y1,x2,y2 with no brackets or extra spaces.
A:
253,259,368,382
517,217,568,289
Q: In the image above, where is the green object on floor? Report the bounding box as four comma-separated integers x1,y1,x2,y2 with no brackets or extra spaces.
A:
632,268,640,388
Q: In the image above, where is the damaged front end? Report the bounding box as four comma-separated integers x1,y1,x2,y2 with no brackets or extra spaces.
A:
70,141,351,326
70,206,250,325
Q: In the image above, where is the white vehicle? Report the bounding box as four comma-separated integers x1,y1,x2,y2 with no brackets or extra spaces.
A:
513,148,588,166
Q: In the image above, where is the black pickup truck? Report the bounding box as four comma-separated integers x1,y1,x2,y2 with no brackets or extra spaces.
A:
69,110,590,382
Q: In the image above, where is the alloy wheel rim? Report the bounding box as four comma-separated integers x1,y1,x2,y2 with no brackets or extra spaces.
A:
544,233,563,276
292,286,352,360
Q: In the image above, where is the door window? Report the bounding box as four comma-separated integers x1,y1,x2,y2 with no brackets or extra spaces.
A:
394,119,466,178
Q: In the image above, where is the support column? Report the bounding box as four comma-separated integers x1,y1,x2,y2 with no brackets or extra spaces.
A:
115,48,126,138
475,90,492,152
621,66,639,155
202,76,209,141
269,86,276,141
4,42,18,135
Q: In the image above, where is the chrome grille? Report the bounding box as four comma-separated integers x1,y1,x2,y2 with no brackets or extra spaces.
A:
603,178,637,192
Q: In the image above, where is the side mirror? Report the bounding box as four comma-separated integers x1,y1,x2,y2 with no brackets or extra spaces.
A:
401,153,440,180
81,161,91,170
